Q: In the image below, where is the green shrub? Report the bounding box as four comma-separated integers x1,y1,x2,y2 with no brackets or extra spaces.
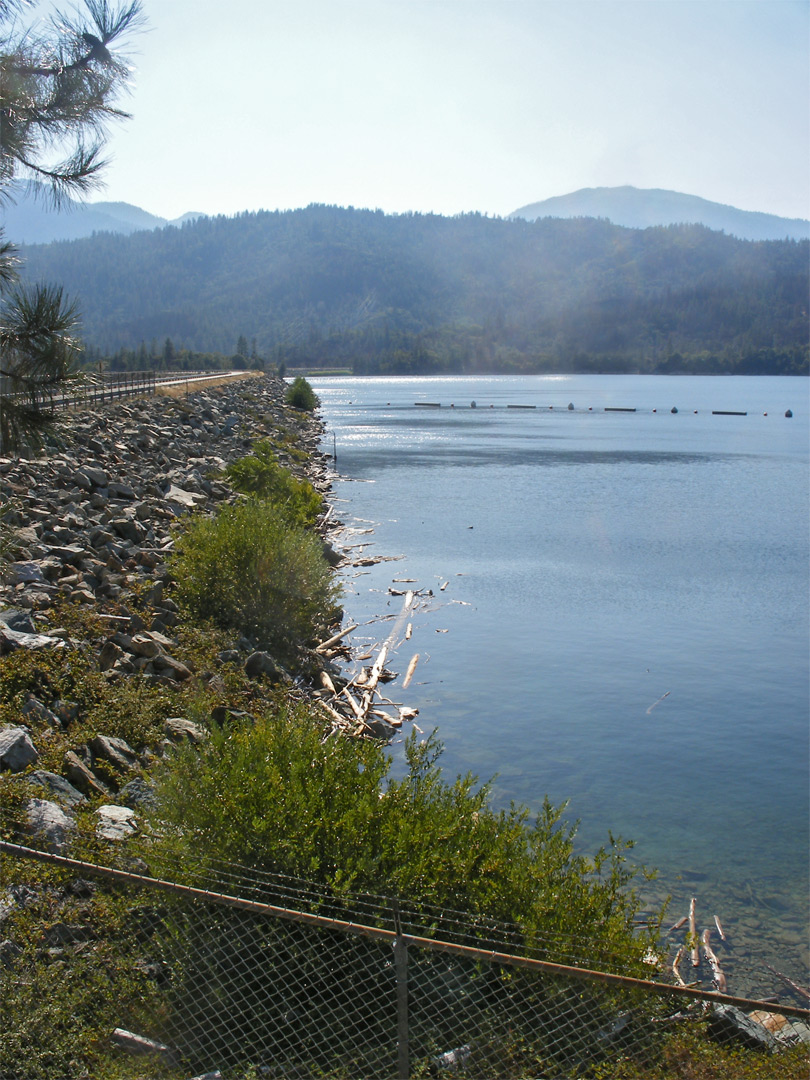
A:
225,440,322,527
284,375,318,411
168,500,339,661
146,705,659,969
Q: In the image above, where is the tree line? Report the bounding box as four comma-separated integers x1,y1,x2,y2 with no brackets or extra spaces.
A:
19,205,809,376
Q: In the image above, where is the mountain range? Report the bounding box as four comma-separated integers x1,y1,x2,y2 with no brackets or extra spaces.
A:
509,186,809,242
0,183,203,245
16,203,808,377
1,183,807,246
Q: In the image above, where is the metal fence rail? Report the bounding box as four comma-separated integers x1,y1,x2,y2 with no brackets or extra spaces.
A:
1,839,808,1080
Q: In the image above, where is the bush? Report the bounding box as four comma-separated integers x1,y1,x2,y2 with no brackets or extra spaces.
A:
225,440,323,527
168,499,339,662
146,705,659,969
284,375,318,411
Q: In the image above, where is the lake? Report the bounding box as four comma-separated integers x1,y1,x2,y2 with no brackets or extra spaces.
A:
309,373,809,992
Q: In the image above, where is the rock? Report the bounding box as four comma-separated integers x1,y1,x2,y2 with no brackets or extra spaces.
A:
164,485,203,511
118,777,157,810
21,695,62,729
0,727,38,771
0,939,23,968
83,466,109,487
88,734,140,773
708,1004,779,1053
98,639,125,671
6,562,47,585
110,517,147,544
26,798,76,853
151,654,192,681
128,633,162,658
0,625,65,653
244,651,288,682
163,717,207,744
52,699,80,727
63,750,109,798
26,770,85,809
96,804,137,840
49,545,87,566
0,608,36,633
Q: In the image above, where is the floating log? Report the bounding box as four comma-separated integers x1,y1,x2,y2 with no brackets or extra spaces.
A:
415,402,441,408
713,915,726,941
405,622,412,640
764,963,810,1002
702,929,727,993
689,898,699,967
440,580,449,591
712,410,747,416
316,623,359,653
672,947,687,987
402,654,420,689
340,686,365,720
605,407,636,412
507,404,537,409
319,671,337,695
669,915,688,932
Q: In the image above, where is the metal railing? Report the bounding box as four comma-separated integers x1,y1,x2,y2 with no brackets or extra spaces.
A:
1,838,807,1080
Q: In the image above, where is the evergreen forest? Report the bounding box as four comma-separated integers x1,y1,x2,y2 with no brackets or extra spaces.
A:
18,204,809,375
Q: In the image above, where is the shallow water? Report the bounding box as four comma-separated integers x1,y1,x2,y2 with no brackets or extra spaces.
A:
311,374,809,988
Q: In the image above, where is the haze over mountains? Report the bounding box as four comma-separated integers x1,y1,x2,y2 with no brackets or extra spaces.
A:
3,183,808,246
0,183,202,245
510,186,809,242
16,202,808,377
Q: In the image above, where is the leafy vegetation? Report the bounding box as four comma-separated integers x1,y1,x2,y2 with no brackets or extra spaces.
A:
145,706,659,970
284,374,319,410
225,439,323,526
168,499,339,663
18,205,809,375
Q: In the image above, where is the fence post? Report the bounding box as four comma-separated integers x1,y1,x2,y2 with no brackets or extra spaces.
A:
392,901,409,1079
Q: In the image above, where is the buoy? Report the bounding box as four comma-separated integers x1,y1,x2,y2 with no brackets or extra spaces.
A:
568,402,574,411
653,408,657,413
671,407,678,414
785,409,793,418
470,400,476,408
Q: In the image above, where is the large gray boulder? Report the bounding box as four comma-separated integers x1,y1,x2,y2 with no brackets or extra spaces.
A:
95,804,137,841
0,727,38,771
26,798,76,853
26,770,85,809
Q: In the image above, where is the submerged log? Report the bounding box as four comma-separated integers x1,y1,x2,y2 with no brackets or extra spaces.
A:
672,947,687,987
689,898,699,967
402,654,420,689
702,929,727,993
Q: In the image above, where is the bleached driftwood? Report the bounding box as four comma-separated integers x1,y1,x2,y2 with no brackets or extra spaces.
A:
702,929,727,993
689,898,699,967
316,624,359,653
402,654,420,689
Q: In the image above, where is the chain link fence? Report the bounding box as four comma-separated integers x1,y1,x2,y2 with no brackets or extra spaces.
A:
1,837,808,1080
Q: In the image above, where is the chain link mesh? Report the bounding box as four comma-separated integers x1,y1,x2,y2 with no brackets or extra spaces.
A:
1,837,808,1079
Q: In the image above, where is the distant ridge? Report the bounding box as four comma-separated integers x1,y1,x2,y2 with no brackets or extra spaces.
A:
0,182,204,244
509,186,810,242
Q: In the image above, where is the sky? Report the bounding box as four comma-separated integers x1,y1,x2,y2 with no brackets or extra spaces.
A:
34,0,810,221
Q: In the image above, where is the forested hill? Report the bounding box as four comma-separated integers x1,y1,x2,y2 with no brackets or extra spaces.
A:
18,205,809,375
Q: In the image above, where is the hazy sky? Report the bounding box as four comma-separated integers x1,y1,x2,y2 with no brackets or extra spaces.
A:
65,0,810,220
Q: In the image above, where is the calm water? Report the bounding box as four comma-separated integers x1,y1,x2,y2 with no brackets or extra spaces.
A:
310,374,809,984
